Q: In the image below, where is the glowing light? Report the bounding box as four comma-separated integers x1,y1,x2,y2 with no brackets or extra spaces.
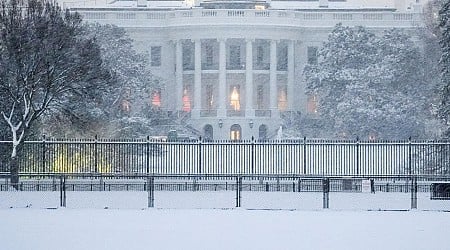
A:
230,86,240,111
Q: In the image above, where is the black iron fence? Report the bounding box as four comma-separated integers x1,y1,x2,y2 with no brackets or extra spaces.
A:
0,138,449,177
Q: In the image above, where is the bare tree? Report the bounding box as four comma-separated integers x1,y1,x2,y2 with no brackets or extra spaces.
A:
0,0,109,188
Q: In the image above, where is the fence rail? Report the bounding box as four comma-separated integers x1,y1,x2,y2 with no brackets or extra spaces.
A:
0,138,449,177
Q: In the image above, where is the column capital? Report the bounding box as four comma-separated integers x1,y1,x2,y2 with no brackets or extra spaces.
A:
245,38,255,43
217,38,227,43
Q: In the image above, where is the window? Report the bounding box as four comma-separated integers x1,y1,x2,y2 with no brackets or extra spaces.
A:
307,95,318,114
277,44,288,71
259,124,268,140
206,84,214,110
230,85,240,111
151,46,161,67
204,125,213,141
256,85,265,109
229,45,241,69
256,46,264,65
183,42,194,70
182,87,191,112
254,41,269,70
230,124,242,141
307,46,318,65
151,89,161,108
205,44,213,67
278,86,287,111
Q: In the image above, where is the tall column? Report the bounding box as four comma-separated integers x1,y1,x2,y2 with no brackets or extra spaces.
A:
245,39,254,117
298,41,307,113
193,39,202,117
269,40,278,117
218,38,227,117
175,40,183,112
287,40,295,110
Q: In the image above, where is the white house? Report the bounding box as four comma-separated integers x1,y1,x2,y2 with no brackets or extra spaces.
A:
64,0,429,140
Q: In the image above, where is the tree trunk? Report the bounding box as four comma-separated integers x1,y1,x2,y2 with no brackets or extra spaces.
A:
10,156,19,190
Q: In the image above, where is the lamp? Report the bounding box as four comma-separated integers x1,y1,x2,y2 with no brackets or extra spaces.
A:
249,119,254,129
218,119,223,128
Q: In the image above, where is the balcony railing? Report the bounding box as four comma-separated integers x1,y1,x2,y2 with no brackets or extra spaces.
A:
73,8,424,29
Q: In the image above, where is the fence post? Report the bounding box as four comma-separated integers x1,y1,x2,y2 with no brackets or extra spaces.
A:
323,178,329,209
411,176,417,210
94,135,98,173
60,175,66,207
198,137,202,174
42,135,46,173
303,137,307,175
356,137,360,176
148,175,154,208
236,175,242,207
251,136,255,175
408,137,412,176
146,136,150,174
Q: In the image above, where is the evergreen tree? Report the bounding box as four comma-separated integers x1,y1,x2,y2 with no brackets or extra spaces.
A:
40,23,164,138
304,24,433,139
439,0,450,137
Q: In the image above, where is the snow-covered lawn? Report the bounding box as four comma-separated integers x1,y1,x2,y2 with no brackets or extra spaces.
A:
1,191,449,250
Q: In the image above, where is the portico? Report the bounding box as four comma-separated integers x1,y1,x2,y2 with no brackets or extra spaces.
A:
172,38,295,139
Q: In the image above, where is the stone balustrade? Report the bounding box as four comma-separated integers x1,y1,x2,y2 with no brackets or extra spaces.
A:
71,8,423,28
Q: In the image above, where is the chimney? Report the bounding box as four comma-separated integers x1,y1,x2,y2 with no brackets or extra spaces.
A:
319,0,328,8
137,0,147,7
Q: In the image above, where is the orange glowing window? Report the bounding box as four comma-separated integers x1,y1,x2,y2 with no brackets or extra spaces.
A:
151,90,161,107
230,86,240,111
182,89,191,112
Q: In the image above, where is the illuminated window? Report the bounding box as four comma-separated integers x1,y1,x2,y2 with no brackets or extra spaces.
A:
230,85,240,111
151,89,161,107
307,95,318,114
230,124,241,141
182,88,191,112
278,86,287,111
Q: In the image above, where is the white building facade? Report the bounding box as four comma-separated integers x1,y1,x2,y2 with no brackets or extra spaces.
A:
68,0,428,140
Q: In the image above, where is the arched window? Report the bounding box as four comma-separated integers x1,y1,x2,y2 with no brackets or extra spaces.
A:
203,124,213,141
230,124,242,141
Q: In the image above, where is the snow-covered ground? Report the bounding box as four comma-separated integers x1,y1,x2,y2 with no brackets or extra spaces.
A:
1,191,450,250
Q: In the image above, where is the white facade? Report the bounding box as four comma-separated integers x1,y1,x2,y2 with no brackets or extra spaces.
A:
67,0,427,140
